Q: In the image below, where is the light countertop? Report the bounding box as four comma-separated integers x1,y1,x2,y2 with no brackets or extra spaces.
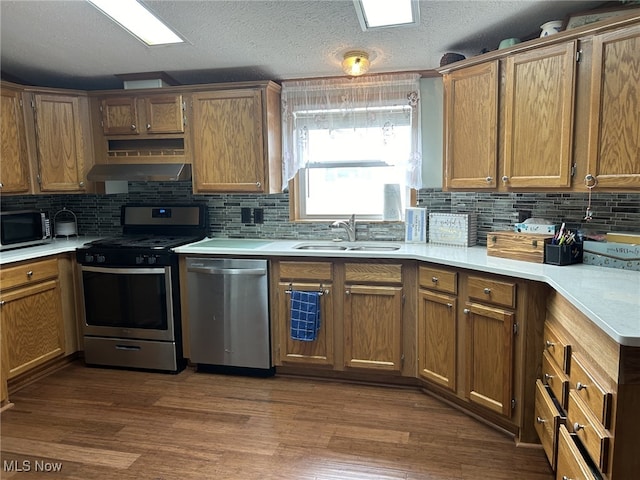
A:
0,237,100,265
1,237,638,347
175,238,640,347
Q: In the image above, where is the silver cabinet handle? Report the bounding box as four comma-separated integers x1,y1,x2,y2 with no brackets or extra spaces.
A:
0,300,5,307
536,416,546,424
256,182,261,188
130,124,136,130
545,340,555,349
501,175,509,183
483,287,491,295
463,308,470,314
146,123,151,129
79,181,85,187
26,270,33,277
576,382,587,391
345,290,351,296
544,373,553,382
431,276,438,283
0,182,4,188
573,422,585,432
446,303,453,308
486,176,492,183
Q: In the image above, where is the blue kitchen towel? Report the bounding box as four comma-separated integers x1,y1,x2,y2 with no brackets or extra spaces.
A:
290,290,321,341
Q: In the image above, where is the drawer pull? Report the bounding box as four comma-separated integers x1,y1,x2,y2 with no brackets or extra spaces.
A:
463,308,470,314
536,416,546,424
573,422,585,432
431,276,438,283
26,270,33,277
483,287,491,295
544,373,554,382
576,382,588,391
562,476,573,480
446,303,453,308
545,340,555,349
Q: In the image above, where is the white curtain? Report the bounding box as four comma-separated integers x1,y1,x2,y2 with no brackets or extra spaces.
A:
281,73,422,190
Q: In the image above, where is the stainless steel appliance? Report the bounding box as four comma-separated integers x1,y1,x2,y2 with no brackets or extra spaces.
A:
76,204,207,373
0,209,52,251
186,257,273,376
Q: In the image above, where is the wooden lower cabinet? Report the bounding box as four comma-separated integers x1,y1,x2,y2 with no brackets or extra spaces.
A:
344,283,403,372
540,291,640,479
464,301,515,416
418,289,457,390
274,261,334,367
0,258,65,382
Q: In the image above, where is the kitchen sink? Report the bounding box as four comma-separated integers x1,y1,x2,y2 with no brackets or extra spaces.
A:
292,242,401,251
293,243,349,250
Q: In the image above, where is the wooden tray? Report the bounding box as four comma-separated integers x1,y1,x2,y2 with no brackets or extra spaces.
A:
487,231,553,263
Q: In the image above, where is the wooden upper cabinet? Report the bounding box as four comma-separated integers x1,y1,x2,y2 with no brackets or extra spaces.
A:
142,94,184,134
100,94,184,135
32,93,87,192
191,88,266,193
100,96,138,135
502,41,577,189
586,24,640,189
443,61,499,189
0,86,31,194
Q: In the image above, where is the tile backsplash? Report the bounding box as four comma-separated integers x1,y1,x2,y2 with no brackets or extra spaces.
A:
2,182,639,245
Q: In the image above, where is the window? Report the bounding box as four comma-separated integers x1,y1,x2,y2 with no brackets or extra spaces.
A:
282,73,422,220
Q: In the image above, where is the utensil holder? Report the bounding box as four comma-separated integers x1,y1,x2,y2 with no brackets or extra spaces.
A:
544,238,583,265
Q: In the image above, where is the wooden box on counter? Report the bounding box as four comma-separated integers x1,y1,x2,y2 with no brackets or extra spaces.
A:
487,231,553,263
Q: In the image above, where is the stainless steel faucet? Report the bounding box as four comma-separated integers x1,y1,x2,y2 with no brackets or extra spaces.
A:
331,214,356,242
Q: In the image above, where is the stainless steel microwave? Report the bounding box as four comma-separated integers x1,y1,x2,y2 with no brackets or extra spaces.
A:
0,210,52,251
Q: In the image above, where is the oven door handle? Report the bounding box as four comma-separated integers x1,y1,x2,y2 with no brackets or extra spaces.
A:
81,265,167,274
187,266,266,276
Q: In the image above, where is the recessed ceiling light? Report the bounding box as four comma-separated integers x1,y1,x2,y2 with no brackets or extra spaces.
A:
87,0,184,46
353,0,419,30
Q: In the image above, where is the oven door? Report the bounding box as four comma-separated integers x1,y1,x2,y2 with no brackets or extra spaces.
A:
79,265,175,342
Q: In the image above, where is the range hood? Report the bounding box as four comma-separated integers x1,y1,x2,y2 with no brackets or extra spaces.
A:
87,163,191,182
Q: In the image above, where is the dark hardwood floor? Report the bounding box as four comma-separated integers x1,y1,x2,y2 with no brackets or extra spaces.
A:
1,362,553,479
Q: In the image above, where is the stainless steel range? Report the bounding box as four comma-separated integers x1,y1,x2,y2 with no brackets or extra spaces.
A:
76,204,208,373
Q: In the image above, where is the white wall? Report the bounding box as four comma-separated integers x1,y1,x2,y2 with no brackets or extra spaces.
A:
420,76,444,188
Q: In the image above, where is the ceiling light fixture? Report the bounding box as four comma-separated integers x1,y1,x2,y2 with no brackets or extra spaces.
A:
353,0,419,31
342,51,371,76
87,0,184,46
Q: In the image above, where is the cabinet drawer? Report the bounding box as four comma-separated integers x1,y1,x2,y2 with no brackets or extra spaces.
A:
570,354,612,429
0,258,59,291
567,391,610,472
467,275,516,308
542,351,569,409
279,261,333,282
534,380,566,470
419,266,457,294
345,263,402,284
543,322,571,374
556,425,601,480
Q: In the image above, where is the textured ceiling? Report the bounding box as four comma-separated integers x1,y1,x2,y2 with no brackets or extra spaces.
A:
0,0,609,90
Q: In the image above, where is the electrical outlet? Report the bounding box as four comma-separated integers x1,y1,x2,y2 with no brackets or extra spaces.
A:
254,208,264,224
241,207,252,223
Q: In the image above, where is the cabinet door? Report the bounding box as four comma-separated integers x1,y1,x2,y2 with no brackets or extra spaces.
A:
503,41,577,188
418,289,457,391
100,96,139,135
464,301,515,417
192,89,265,193
344,284,403,372
33,93,86,192
443,61,499,189
143,94,184,134
277,282,334,366
586,25,640,188
0,280,65,378
0,87,31,194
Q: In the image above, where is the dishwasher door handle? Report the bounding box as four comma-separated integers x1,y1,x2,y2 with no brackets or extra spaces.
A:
187,266,267,276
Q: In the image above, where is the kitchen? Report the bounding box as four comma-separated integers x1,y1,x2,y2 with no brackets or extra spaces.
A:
1,1,640,479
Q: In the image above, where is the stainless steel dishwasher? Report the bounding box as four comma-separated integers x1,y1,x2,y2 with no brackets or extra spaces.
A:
186,257,273,375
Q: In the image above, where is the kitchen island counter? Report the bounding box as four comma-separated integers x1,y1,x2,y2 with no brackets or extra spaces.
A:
175,238,640,347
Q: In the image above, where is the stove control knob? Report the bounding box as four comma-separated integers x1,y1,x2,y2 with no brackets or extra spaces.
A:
96,254,106,263
135,256,145,265
147,256,157,265
84,254,95,263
